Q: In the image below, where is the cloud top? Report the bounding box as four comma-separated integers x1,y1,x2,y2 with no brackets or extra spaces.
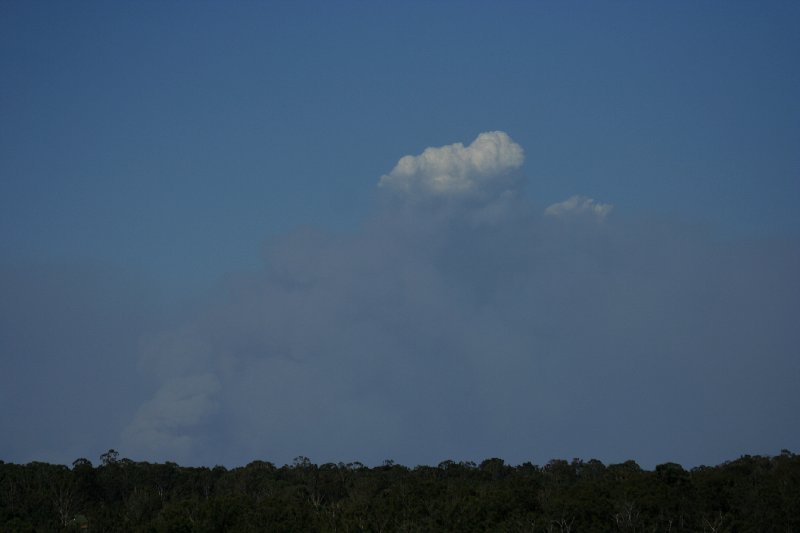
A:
544,195,613,219
378,131,524,199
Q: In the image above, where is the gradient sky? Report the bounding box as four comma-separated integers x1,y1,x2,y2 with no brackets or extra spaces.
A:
1,1,798,469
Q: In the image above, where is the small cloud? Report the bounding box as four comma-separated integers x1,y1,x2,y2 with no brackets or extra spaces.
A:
544,195,613,219
378,131,524,200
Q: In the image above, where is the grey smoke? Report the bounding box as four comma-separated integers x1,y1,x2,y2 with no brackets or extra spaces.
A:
0,264,163,464
118,132,800,468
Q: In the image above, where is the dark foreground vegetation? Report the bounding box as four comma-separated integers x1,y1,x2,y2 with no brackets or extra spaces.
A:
1,450,799,532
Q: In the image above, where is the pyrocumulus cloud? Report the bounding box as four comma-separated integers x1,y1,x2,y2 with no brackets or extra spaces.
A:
118,132,800,469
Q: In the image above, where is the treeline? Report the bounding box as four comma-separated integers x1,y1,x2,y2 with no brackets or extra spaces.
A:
1,451,799,532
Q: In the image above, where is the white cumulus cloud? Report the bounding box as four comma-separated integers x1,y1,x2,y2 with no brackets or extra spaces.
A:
378,131,524,199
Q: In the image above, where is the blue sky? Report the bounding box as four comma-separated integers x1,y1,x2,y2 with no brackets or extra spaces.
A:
1,1,798,468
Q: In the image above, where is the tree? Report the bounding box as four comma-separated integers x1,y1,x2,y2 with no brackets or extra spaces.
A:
100,449,119,466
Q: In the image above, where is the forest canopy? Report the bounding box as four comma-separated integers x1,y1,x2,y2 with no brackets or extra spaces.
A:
1,450,798,531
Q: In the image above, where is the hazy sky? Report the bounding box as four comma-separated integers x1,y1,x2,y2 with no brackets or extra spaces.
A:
1,1,798,469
